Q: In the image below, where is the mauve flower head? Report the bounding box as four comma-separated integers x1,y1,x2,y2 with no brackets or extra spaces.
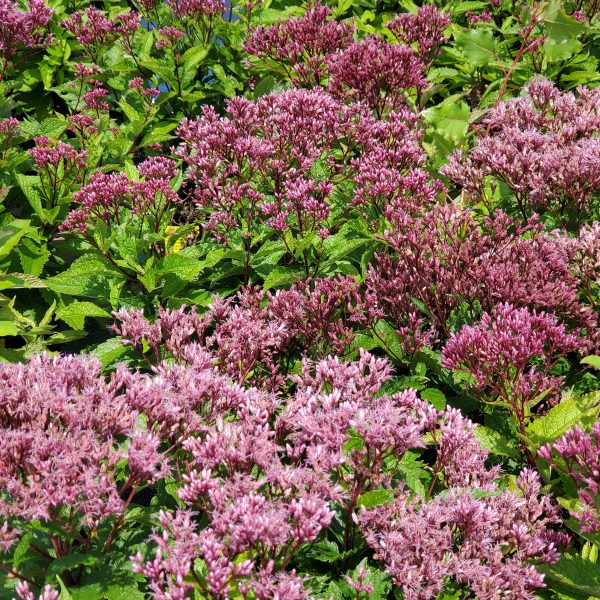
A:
358,454,563,598
539,422,600,533
133,369,332,598
177,88,357,238
387,5,450,65
442,78,600,226
169,0,223,20
62,7,115,51
61,159,179,234
442,303,582,420
177,87,429,242
29,136,87,171
326,35,426,117
82,80,109,111
0,354,136,525
0,116,19,136
156,26,185,50
67,113,98,137
113,277,366,390
244,1,354,87
0,0,52,76
366,204,598,346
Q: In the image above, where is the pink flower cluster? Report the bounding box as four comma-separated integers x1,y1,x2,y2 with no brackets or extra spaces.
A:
443,79,600,226
539,422,600,533
0,335,564,598
366,204,598,346
244,1,354,87
127,346,562,599
29,136,86,171
245,2,437,115
387,5,451,64
62,8,139,59
442,304,583,451
326,35,426,117
177,87,429,243
0,0,52,79
359,467,565,599
113,275,365,389
0,354,166,530
61,156,178,234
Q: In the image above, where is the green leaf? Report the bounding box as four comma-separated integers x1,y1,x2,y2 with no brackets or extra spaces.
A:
0,273,46,291
0,219,31,260
263,267,301,291
475,425,519,457
47,553,101,578
45,255,126,297
16,174,46,222
11,531,33,569
526,391,600,449
180,46,210,87
423,96,471,142
581,355,600,370
453,29,496,67
56,301,111,330
90,337,128,368
306,540,340,563
68,570,144,600
420,387,446,410
18,238,50,276
20,117,66,140
539,552,600,598
374,320,404,362
398,451,429,495
155,253,202,281
357,488,395,508
542,0,586,62
56,576,73,600
0,320,18,336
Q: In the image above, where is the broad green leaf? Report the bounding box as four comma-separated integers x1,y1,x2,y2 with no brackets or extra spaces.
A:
539,553,600,599
10,531,33,572
56,301,111,330
0,219,31,260
398,451,429,495
180,46,210,87
90,337,129,368
56,576,73,600
306,540,340,563
0,273,46,291
581,355,600,370
475,425,518,457
423,96,471,142
47,553,101,578
263,267,301,291
20,117,66,139
357,488,395,508
420,387,446,410
18,238,50,276
542,0,586,62
526,391,600,449
45,255,126,297
453,29,496,67
16,174,45,221
0,318,18,336
374,320,404,362
155,253,202,281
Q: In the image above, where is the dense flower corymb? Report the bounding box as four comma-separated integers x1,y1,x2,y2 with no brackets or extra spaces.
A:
442,79,600,227
539,422,600,533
